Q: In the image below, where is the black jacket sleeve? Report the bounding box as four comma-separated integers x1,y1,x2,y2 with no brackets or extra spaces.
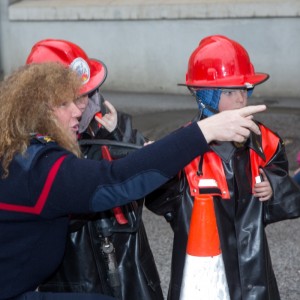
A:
263,139,300,224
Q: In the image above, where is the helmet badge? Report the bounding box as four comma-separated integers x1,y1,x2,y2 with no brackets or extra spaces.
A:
245,82,254,89
70,57,90,85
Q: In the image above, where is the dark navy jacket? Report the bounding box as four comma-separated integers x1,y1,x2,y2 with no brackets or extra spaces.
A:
0,122,209,299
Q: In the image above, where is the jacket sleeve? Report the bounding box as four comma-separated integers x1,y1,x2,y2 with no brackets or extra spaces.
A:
113,111,146,145
82,111,146,160
145,173,183,217
263,139,300,224
94,111,146,146
37,122,210,217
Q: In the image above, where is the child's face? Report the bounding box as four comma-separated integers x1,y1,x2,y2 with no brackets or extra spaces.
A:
74,95,89,113
218,89,248,112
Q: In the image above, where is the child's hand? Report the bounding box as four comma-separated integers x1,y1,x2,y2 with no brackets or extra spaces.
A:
95,100,118,133
254,168,273,201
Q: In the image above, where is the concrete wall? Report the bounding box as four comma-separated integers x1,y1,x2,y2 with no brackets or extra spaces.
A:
1,0,300,98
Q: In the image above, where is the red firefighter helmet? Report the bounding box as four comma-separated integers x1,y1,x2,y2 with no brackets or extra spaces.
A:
26,39,107,95
181,35,269,89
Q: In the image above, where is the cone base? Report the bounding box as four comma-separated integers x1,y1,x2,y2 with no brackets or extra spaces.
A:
180,253,230,300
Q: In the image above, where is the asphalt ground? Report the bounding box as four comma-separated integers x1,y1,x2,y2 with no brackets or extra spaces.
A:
103,91,300,300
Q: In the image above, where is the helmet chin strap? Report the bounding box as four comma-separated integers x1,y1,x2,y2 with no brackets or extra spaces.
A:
198,102,219,117
188,87,219,117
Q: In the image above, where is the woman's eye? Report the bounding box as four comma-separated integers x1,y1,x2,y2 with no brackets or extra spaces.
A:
60,102,68,107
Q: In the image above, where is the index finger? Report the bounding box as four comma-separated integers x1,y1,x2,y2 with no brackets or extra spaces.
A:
103,100,117,114
238,105,267,117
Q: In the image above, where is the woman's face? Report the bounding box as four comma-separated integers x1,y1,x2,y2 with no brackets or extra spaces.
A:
218,89,248,111
52,101,82,141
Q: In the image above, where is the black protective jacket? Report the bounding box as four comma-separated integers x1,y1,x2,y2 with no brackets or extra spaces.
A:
146,121,300,300
39,110,164,300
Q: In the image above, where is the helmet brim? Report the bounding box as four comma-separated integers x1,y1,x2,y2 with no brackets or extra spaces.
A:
179,73,269,89
80,59,107,95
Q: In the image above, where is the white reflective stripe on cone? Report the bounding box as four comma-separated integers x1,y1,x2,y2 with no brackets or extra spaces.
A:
179,253,230,300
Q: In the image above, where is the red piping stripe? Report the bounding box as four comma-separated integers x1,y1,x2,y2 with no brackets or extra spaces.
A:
0,155,67,214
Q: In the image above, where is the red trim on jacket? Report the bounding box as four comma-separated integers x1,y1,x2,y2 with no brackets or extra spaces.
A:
184,152,229,198
184,125,280,199
0,155,67,214
249,125,279,190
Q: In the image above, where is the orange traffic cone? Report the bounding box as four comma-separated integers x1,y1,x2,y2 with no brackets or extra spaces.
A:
179,194,230,300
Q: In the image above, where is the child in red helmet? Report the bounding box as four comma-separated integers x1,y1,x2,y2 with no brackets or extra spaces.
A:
146,35,300,300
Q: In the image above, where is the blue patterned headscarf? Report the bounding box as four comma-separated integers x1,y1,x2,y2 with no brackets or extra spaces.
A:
195,88,254,117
